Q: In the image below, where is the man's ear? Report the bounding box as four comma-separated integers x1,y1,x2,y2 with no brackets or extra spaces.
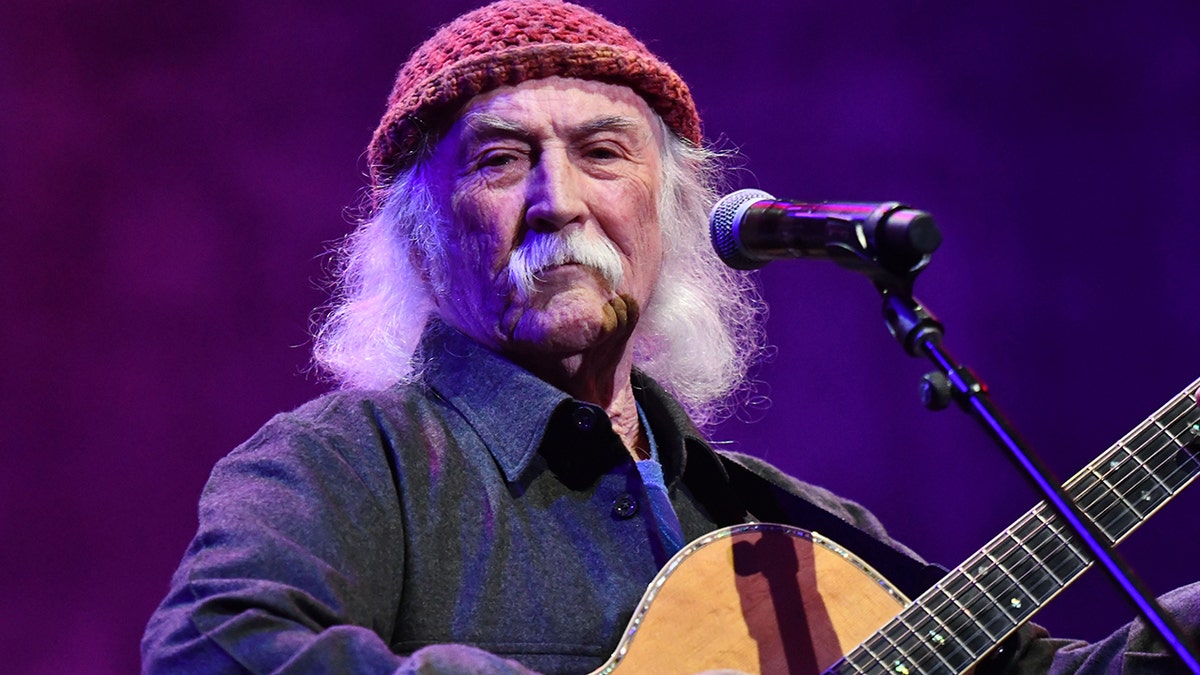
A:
406,239,439,301
406,240,430,284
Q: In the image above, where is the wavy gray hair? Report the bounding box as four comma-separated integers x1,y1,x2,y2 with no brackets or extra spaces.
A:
313,122,764,427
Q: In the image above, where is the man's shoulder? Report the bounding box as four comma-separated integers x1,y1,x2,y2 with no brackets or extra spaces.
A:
714,450,908,547
230,382,443,460
205,383,449,503
715,449,932,572
715,450,862,517
284,383,431,425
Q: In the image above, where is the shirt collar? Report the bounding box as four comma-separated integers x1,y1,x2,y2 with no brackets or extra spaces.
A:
630,370,731,489
418,320,572,482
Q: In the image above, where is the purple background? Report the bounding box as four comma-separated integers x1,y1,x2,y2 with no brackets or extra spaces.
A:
4,1,1198,672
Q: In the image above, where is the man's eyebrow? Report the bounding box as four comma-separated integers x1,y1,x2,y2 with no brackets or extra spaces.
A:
461,112,533,142
569,115,641,140
458,112,643,143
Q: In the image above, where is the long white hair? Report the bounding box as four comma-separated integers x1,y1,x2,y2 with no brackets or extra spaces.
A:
312,123,765,427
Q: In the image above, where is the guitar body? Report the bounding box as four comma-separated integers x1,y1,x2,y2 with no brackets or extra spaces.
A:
590,378,1200,674
591,523,909,675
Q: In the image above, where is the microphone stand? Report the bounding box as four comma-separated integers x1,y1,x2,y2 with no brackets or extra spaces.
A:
835,241,1200,673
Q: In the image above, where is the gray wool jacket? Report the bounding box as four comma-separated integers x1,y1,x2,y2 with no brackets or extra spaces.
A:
142,321,1199,674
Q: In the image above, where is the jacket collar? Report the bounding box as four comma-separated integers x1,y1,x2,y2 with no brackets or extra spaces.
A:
630,370,730,489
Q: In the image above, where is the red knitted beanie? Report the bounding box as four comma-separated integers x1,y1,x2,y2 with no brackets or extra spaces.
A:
367,0,701,184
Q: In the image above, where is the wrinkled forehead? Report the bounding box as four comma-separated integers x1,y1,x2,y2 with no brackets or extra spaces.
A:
437,77,666,157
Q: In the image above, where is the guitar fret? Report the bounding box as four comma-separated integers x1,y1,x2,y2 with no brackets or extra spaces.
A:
1156,403,1196,444
968,550,1015,621
883,607,963,675
1158,407,1200,492
936,576,996,655
1111,435,1170,520
1021,525,1069,587
1047,536,1089,583
1071,466,1128,542
1078,460,1135,538
1165,440,1200,492
1120,401,1193,475
917,587,976,670
875,627,919,675
1018,509,1084,586
856,635,896,674
1093,462,1142,518
1004,532,1061,601
958,560,1017,639
880,628,920,667
1164,401,1200,441
1034,509,1089,567
1092,467,1143,540
895,609,958,673
1125,424,1162,459
1022,509,1097,595
979,547,1034,623
1125,437,1171,494
844,649,882,675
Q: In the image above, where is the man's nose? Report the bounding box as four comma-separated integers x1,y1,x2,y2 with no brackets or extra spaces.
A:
524,150,587,232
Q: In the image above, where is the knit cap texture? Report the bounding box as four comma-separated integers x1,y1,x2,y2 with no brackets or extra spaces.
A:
368,0,701,184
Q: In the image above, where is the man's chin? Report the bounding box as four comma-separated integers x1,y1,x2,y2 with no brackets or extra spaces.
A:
502,294,631,357
506,311,611,355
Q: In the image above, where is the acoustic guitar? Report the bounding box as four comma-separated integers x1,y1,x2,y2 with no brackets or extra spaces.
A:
591,377,1200,675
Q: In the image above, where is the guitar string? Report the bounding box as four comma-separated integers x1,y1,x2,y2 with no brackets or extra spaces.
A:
846,386,1200,674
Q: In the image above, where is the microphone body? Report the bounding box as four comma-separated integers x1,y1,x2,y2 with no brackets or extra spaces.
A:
709,189,941,273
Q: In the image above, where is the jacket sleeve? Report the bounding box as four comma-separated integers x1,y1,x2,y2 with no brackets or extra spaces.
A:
141,404,535,674
1005,581,1200,674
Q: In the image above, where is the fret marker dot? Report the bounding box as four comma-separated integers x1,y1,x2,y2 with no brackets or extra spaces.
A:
893,661,910,675
1109,460,1120,469
1010,597,1022,609
930,632,946,645
1141,490,1153,501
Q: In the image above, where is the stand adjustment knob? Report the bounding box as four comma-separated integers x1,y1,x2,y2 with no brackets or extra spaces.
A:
920,371,953,411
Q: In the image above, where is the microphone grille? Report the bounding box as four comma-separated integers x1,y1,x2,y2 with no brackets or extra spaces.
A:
709,189,774,270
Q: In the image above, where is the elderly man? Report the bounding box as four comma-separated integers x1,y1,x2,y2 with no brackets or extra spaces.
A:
143,2,1200,673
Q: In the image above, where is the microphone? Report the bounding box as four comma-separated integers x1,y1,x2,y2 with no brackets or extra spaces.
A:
709,189,942,274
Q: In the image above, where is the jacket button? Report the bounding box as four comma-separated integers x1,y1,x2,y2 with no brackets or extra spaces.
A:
572,405,598,431
612,493,638,518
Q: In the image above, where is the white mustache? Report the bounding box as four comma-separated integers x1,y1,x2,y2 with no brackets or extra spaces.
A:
507,229,624,298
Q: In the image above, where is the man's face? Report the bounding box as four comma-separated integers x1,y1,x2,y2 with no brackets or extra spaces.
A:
425,76,665,362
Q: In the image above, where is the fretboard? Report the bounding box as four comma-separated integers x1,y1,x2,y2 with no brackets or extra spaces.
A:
832,377,1200,675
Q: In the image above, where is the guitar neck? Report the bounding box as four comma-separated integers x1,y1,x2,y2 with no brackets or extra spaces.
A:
835,378,1200,675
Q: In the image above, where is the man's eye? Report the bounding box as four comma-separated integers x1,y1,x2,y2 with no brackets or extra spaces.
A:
585,145,621,160
479,152,518,168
